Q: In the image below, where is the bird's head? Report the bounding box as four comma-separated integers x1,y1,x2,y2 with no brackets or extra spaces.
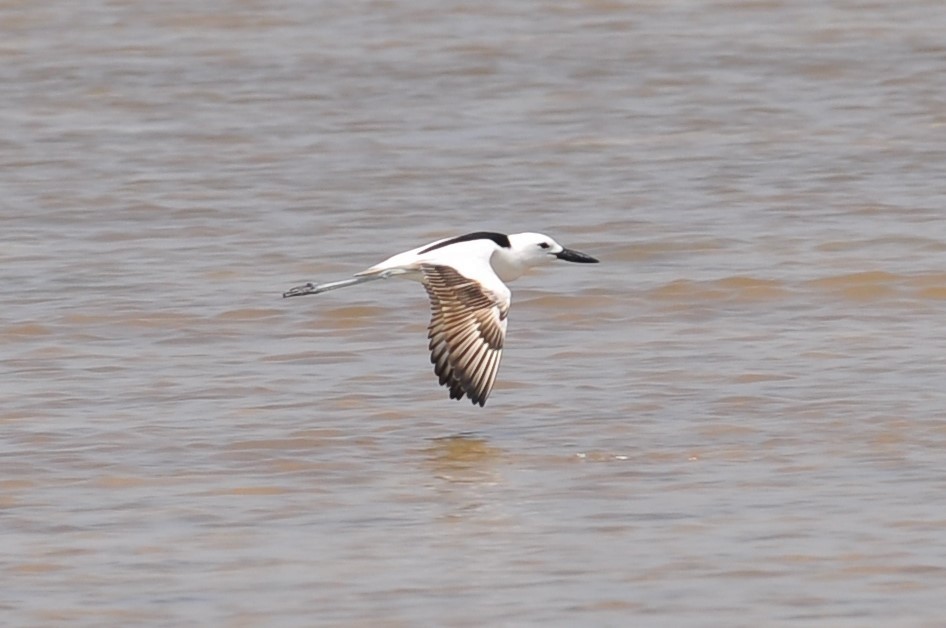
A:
507,232,600,267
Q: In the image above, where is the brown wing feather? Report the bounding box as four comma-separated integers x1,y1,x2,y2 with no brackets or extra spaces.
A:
422,265,508,406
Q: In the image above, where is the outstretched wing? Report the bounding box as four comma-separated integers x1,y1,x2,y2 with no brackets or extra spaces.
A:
421,264,510,406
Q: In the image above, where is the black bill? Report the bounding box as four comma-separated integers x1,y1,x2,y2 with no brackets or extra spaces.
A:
555,247,599,263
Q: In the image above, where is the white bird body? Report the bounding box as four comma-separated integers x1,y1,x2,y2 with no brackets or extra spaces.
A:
283,231,598,406
360,233,553,283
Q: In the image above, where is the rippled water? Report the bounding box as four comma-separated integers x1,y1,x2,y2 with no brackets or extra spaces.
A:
4,0,946,625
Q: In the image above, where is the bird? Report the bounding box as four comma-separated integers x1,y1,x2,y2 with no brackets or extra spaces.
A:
282,231,599,406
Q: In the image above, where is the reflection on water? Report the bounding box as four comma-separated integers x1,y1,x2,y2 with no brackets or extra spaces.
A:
424,434,504,484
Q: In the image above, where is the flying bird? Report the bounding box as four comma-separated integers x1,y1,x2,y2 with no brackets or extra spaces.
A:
283,231,599,406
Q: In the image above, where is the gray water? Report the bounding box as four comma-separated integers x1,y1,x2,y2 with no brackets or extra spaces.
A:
4,0,946,625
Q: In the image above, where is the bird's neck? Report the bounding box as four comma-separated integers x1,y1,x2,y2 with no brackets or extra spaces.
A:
490,249,528,283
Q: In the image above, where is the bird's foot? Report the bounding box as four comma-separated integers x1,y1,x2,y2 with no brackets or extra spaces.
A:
282,282,317,298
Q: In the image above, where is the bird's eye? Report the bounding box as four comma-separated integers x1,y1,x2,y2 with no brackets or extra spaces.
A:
538,242,550,249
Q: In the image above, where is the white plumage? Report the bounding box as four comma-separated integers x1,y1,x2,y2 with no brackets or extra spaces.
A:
283,231,598,406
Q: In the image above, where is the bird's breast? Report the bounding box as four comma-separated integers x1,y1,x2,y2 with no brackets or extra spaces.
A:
489,251,525,283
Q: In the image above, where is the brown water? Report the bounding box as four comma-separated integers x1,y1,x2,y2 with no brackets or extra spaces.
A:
4,0,946,625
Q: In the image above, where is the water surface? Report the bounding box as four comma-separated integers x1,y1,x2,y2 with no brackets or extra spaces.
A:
3,0,946,625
